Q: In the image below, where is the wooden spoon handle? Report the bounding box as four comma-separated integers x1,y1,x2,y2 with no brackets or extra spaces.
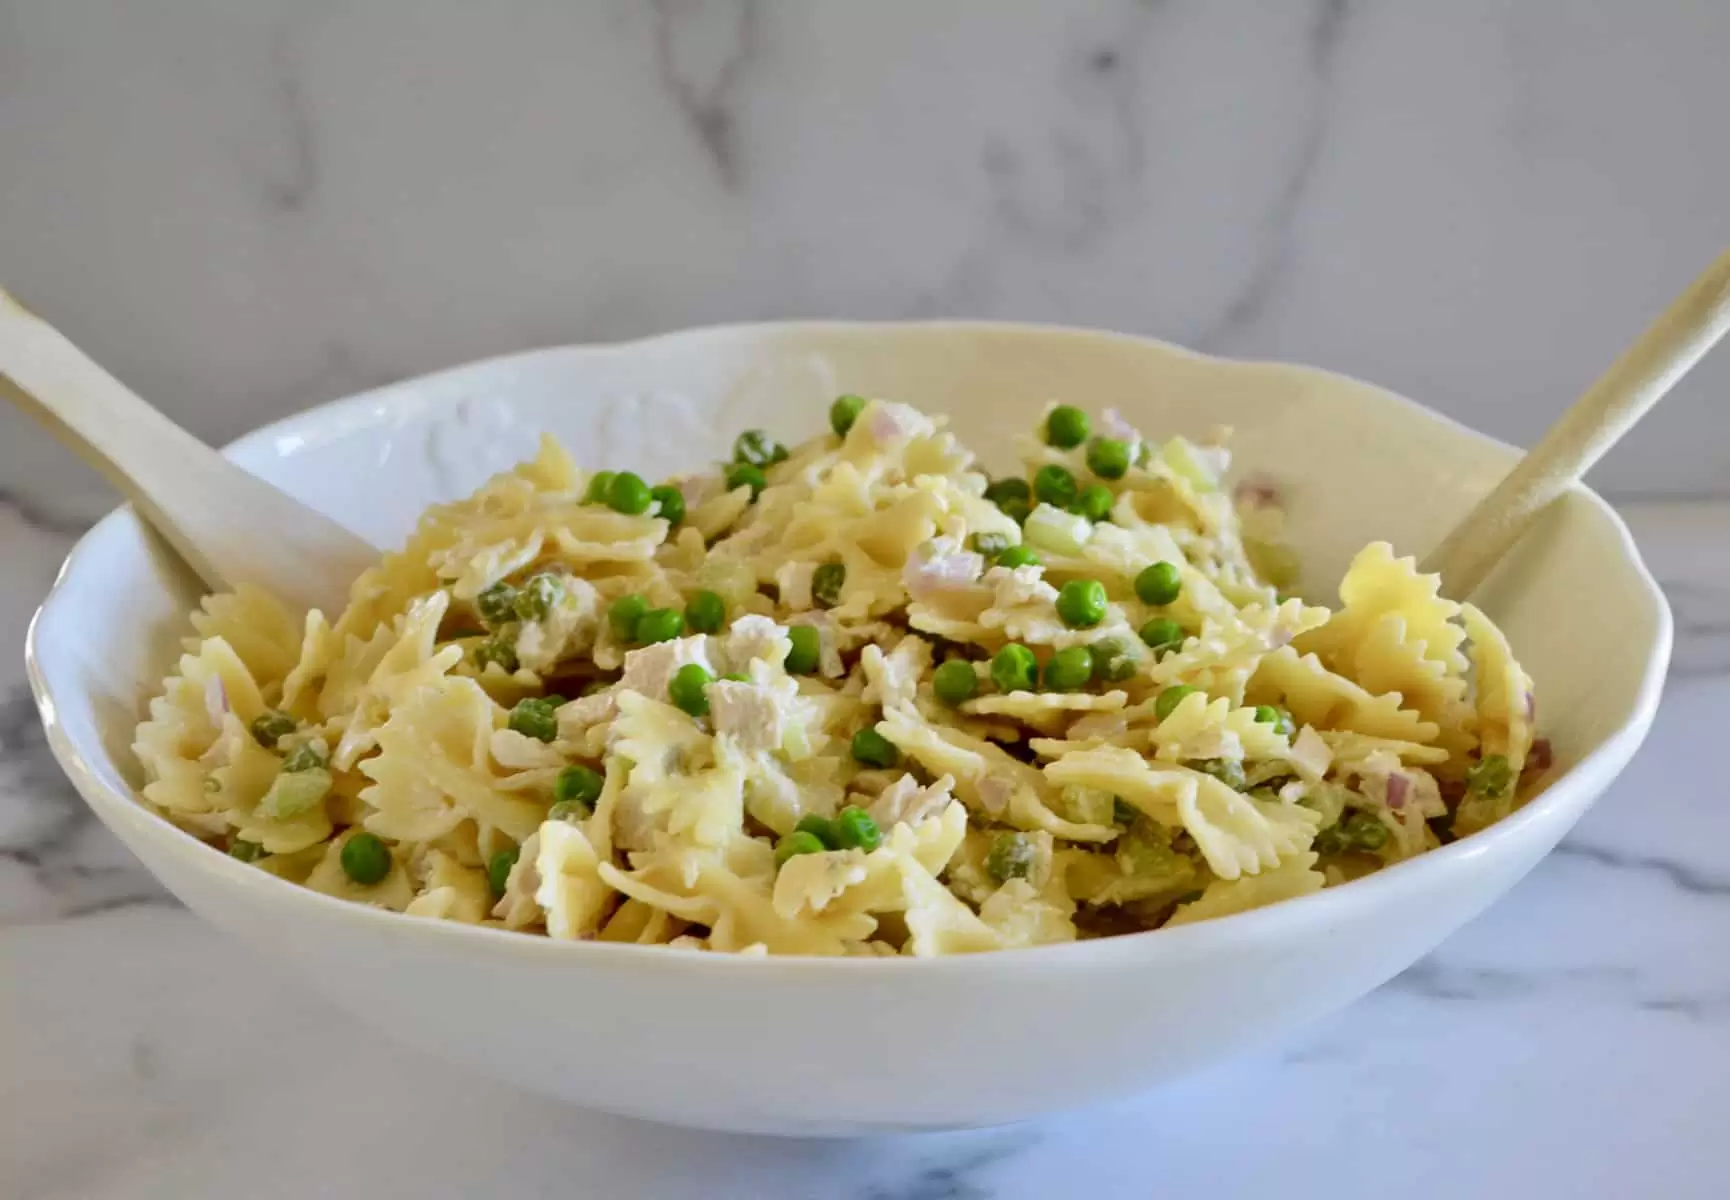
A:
1423,247,1730,597
0,290,376,614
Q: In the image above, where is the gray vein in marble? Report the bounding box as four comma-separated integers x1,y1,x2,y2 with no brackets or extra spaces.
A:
1197,0,1349,350
651,0,760,190
860,1135,1034,1200
257,23,320,214
0,686,171,924
1552,839,1730,898
1391,958,1730,1023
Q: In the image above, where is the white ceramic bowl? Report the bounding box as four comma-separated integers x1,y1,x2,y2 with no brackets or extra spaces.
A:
28,323,1670,1135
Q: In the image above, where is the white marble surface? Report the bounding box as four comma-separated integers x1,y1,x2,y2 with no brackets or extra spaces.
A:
3,0,1730,521
2,500,1725,1198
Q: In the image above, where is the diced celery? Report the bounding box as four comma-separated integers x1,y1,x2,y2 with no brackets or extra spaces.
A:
1059,785,1116,827
1022,503,1092,557
257,766,332,820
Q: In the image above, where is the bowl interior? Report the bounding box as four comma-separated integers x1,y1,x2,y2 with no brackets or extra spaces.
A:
31,321,1669,905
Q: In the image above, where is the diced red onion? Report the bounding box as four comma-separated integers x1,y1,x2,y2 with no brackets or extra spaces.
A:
1524,691,1536,722
869,406,907,444
1101,407,1141,444
976,774,1012,817
1527,738,1554,772
1234,476,1282,510
1385,772,1410,810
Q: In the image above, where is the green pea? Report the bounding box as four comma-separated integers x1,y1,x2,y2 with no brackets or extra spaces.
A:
785,625,821,675
831,394,868,437
1154,685,1200,721
1139,618,1185,654
1044,405,1090,449
508,697,560,743
726,462,767,498
475,581,520,628
609,594,650,642
984,478,1033,527
733,429,788,468
548,800,586,822
583,470,617,505
1033,464,1079,509
775,830,827,868
228,839,266,863
635,608,685,645
812,562,846,609
281,741,327,772
991,643,1039,693
553,763,604,811
984,477,1032,509
1071,484,1113,522
986,831,1037,882
1467,753,1514,800
513,572,564,622
607,470,653,515
487,846,520,897
1135,561,1183,606
472,635,519,674
1090,638,1138,683
249,710,297,749
851,727,900,769
668,663,714,718
832,806,883,852
795,813,839,848
1190,757,1247,790
933,659,980,707
1086,437,1131,480
340,833,392,886
971,532,1012,558
995,545,1041,570
1344,811,1390,852
1055,578,1108,628
1042,645,1095,692
1254,705,1297,738
650,484,685,525
685,589,726,635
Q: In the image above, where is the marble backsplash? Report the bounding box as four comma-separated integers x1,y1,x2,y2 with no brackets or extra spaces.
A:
2,0,1727,521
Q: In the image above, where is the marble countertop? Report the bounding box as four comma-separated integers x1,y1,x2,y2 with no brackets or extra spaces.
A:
2,500,1725,1199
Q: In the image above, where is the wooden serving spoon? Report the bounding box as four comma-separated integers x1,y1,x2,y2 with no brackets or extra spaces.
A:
1423,246,1730,597
0,289,376,615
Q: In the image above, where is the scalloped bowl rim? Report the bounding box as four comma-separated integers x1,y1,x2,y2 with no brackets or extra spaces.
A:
25,319,1673,976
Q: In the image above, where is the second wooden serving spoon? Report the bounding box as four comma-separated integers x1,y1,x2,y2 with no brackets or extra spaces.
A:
0,289,376,615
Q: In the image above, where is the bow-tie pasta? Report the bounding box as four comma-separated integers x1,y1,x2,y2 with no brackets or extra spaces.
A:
133,398,1544,954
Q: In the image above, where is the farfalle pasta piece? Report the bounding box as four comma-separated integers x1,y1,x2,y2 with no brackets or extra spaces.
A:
188,584,304,689
535,819,614,939
1142,690,1290,764
134,636,269,820
304,830,416,911
1045,748,1317,880
1166,851,1326,926
358,676,548,845
405,848,493,924
1246,646,1439,744
327,592,464,770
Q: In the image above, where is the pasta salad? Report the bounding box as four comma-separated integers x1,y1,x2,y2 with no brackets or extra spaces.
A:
133,397,1545,955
